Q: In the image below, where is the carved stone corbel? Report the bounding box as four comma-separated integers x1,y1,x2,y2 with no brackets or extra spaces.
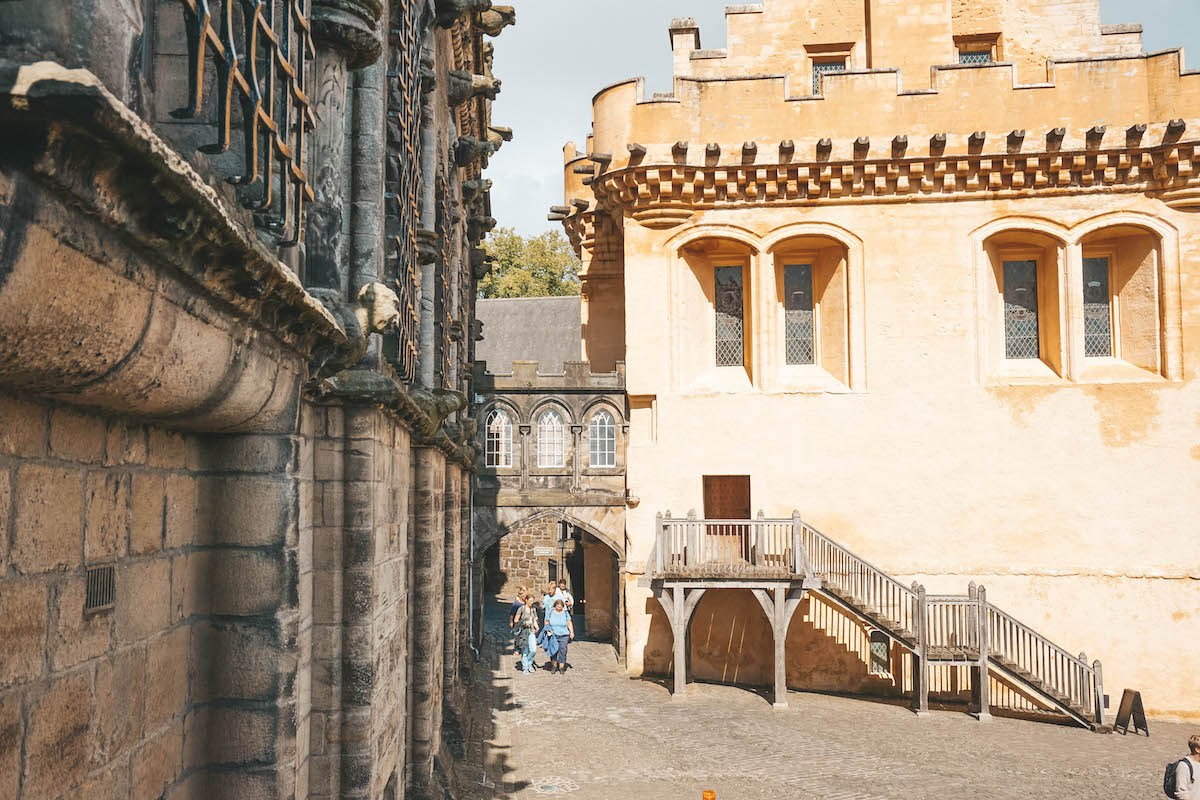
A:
487,125,513,151
308,282,402,382
435,0,491,29
410,386,468,436
468,215,497,241
310,0,385,69
475,5,516,36
447,70,501,107
462,178,493,204
455,135,497,167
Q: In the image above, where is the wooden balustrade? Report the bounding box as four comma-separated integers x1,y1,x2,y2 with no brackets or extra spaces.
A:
650,510,1105,727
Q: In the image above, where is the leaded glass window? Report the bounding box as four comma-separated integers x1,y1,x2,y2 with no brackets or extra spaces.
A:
537,410,565,468
485,409,512,468
812,59,846,93
784,264,815,365
1003,260,1040,359
714,265,744,367
588,410,616,468
958,49,993,65
1083,257,1113,358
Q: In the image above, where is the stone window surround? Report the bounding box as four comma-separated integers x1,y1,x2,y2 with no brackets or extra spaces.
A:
954,33,1002,64
804,42,856,96
971,213,1182,386
668,223,867,395
476,397,628,480
530,402,572,476
479,401,522,477
581,401,626,476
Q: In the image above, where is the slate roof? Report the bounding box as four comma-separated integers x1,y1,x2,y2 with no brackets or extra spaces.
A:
475,295,582,373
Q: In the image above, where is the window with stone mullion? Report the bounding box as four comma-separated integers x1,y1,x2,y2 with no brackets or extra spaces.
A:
588,410,616,468
1003,260,1040,359
1082,256,1113,358
485,409,512,468
784,264,815,365
714,265,744,367
537,410,565,468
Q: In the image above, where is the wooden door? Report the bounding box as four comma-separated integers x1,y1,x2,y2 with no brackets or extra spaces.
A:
702,475,751,563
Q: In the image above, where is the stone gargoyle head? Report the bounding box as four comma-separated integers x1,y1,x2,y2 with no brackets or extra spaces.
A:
354,282,402,336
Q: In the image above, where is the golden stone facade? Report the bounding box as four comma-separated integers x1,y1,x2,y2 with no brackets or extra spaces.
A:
560,0,1200,721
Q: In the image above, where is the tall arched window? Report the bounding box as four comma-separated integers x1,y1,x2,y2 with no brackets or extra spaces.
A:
536,409,565,468
485,409,512,468
588,409,616,468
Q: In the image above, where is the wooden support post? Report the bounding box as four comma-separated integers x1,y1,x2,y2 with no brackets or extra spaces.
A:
975,585,992,722
672,584,687,698
772,587,787,708
686,509,698,567
754,510,765,566
1093,658,1105,725
912,582,929,716
655,512,664,572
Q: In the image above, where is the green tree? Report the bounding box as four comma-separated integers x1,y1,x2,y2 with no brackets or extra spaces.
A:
477,227,581,298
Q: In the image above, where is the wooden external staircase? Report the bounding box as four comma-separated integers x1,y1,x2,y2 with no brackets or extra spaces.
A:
647,511,1109,731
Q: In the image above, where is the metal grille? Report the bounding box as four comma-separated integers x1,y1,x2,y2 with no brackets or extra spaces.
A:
958,50,993,65
537,410,565,468
485,408,512,467
173,0,316,246
1083,257,1113,358
784,264,815,365
84,565,115,614
434,172,452,387
870,631,890,675
1003,260,1040,359
812,59,846,93
383,0,425,382
714,265,744,366
588,410,616,468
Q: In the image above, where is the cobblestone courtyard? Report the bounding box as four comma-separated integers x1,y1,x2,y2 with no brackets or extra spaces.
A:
457,600,1193,800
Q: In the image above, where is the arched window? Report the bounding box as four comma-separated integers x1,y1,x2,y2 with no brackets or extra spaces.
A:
485,409,512,468
588,409,616,468
536,409,565,468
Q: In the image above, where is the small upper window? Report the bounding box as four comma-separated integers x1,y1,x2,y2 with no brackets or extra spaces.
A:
812,59,847,94
537,409,565,468
870,631,890,675
588,410,617,468
958,48,993,65
485,408,512,468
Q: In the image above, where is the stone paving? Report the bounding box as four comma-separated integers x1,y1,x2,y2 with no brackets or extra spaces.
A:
460,601,1194,800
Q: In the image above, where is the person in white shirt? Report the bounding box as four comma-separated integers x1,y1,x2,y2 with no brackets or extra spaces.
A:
1172,735,1200,800
557,578,574,612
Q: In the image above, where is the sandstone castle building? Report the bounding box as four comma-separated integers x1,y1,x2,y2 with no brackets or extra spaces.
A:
488,0,1196,726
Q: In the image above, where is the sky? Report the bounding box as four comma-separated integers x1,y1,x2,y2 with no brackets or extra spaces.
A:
484,0,1200,237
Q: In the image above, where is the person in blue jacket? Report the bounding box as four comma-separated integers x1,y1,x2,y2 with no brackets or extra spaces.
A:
543,598,575,674
513,593,539,674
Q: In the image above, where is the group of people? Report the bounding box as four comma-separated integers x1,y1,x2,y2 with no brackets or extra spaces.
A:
509,578,576,675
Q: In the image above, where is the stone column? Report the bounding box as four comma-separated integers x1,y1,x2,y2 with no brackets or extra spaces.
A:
306,0,384,293
443,465,462,691
410,446,447,792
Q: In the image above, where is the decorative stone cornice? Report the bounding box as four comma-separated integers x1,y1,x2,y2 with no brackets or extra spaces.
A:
310,0,385,70
571,129,1200,226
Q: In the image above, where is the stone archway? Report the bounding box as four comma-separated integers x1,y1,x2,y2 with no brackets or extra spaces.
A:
473,504,626,654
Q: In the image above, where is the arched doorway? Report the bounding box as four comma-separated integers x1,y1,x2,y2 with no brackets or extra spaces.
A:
478,507,625,654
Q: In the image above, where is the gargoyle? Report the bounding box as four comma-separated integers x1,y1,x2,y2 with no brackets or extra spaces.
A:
475,5,515,36
309,282,402,382
447,70,501,107
410,386,467,437
469,247,495,279
444,418,478,445
486,125,513,151
468,215,497,242
436,0,491,28
462,178,493,205
455,135,497,167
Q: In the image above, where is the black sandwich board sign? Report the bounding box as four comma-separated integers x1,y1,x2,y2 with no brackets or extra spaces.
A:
1114,689,1148,736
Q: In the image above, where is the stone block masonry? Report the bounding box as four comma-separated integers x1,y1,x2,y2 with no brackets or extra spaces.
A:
493,516,561,600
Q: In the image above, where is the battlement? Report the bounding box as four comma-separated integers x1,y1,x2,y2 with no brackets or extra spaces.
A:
473,360,626,392
574,49,1200,175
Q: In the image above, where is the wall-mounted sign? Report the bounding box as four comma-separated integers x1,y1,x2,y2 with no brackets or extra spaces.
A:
533,546,555,557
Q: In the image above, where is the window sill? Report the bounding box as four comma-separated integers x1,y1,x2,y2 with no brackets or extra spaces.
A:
772,365,853,394
685,366,754,394
986,358,1065,385
1075,358,1165,384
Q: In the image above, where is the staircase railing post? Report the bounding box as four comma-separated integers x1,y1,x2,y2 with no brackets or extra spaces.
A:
655,511,665,573
791,510,801,575
976,585,992,722
1092,658,1105,725
912,582,929,716
753,510,765,566
691,510,700,566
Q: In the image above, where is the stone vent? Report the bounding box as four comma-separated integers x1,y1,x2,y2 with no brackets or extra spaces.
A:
84,564,115,614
